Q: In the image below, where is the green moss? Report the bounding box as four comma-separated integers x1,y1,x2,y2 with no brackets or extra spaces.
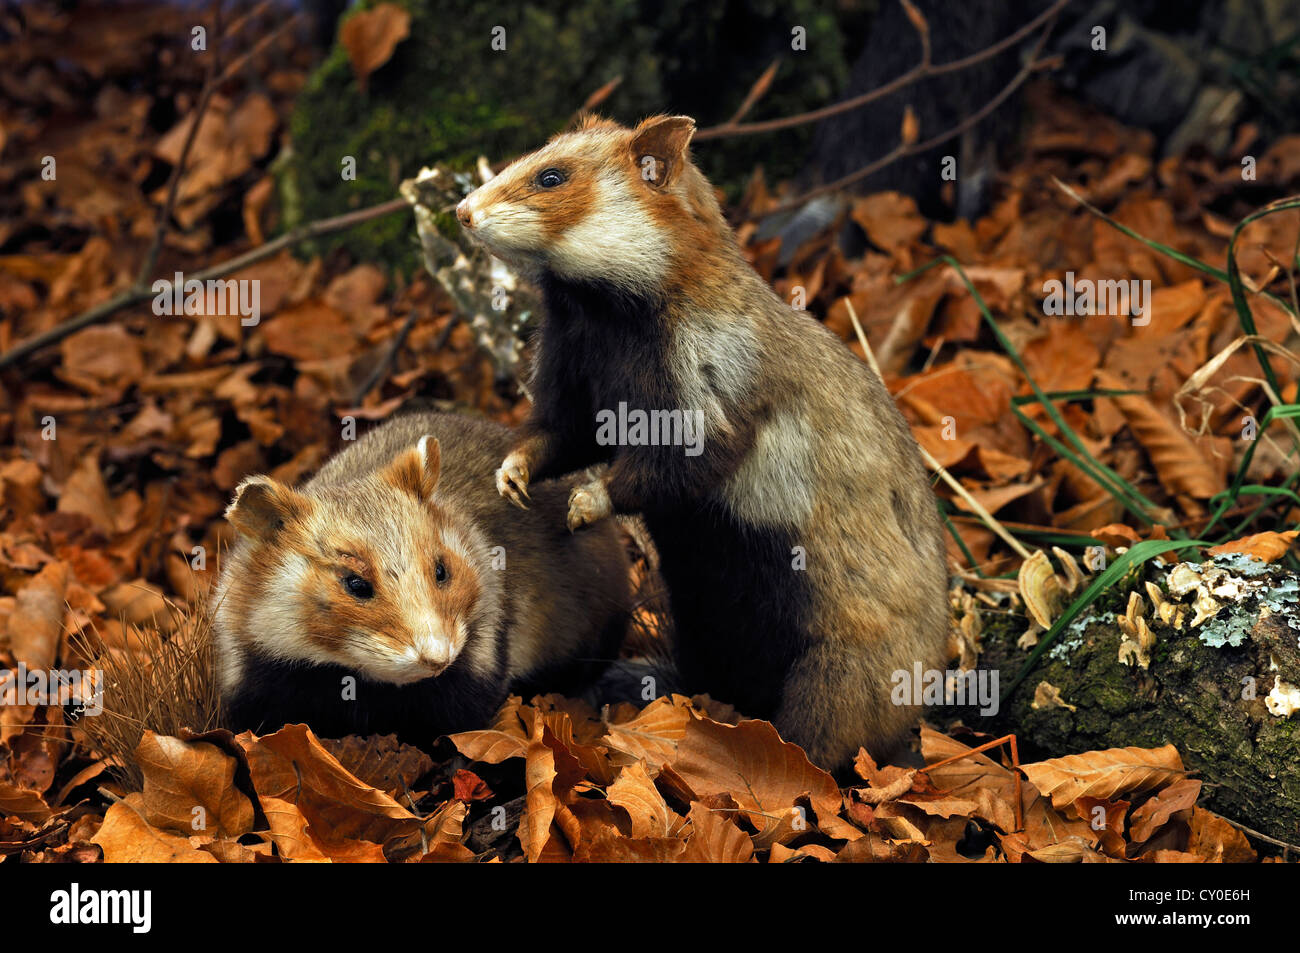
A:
279,0,853,269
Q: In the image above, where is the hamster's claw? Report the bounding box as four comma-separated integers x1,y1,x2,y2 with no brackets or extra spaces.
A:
496,456,531,509
567,480,611,532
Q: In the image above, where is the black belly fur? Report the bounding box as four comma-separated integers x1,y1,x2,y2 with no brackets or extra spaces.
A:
223,622,510,744
647,503,812,718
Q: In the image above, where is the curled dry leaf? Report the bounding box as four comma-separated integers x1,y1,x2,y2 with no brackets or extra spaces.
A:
667,717,857,846
682,801,754,863
1020,744,1186,811
606,760,675,839
91,793,218,863
600,694,692,769
240,724,420,846
136,731,255,838
1128,777,1201,844
1207,530,1298,564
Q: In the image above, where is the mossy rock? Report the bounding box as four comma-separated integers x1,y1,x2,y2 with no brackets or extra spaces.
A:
279,0,855,270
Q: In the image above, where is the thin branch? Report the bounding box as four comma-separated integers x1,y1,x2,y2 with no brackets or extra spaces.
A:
757,35,1059,219
726,59,780,126
696,0,1069,142
133,4,301,294
134,0,224,290
0,199,408,369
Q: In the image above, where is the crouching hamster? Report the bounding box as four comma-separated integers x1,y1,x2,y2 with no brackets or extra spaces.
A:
212,412,632,743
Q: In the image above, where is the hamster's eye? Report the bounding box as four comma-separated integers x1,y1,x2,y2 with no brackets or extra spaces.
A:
343,574,374,600
535,168,566,189
435,560,449,585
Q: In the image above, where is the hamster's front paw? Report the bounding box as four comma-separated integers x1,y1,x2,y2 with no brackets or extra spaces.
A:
567,479,612,532
496,451,531,509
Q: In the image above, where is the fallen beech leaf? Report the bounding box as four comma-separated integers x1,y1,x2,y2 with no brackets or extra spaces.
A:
853,747,916,805
448,729,527,764
0,781,52,824
6,560,67,671
419,800,474,862
1098,371,1224,498
1187,808,1256,863
1128,777,1201,844
262,796,330,862
600,695,692,769
682,801,754,863
667,717,856,846
91,794,217,863
56,454,116,534
340,3,411,90
580,828,687,862
607,760,674,838
1091,524,1141,547
320,733,433,796
1026,837,1116,863
452,769,492,802
136,731,255,838
915,727,1019,833
241,724,420,845
1071,796,1130,857
1207,530,1297,564
1020,744,1185,811
834,831,928,863
517,715,584,863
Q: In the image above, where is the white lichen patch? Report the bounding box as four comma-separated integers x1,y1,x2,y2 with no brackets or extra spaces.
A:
1158,557,1295,649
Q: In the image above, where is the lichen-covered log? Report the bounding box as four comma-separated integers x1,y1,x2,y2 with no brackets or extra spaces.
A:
944,558,1300,844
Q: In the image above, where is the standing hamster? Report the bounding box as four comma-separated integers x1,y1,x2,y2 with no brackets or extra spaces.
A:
213,412,631,743
455,115,950,769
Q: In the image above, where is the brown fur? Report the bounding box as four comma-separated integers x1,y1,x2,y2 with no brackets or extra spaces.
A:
458,116,951,769
213,412,631,739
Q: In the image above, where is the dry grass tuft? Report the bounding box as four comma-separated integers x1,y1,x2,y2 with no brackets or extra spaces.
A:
72,588,222,792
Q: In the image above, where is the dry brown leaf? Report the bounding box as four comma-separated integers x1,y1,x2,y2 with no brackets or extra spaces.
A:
1187,808,1256,863
91,794,218,863
419,800,475,862
1128,777,1200,844
1020,744,1186,811
681,801,754,863
667,717,857,846
1098,371,1224,497
136,731,255,838
339,3,411,90
6,560,67,671
1207,530,1298,564
241,724,420,845
600,694,692,769
606,760,674,838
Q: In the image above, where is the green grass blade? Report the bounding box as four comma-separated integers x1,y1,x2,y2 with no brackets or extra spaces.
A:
1002,538,1209,701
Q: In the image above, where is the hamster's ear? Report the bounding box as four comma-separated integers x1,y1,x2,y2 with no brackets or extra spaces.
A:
382,436,441,501
629,115,695,189
226,476,308,540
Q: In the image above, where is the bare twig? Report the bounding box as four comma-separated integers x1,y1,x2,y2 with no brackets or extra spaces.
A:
134,0,225,291
696,0,1069,142
755,23,1060,219
726,59,780,126
351,305,422,406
